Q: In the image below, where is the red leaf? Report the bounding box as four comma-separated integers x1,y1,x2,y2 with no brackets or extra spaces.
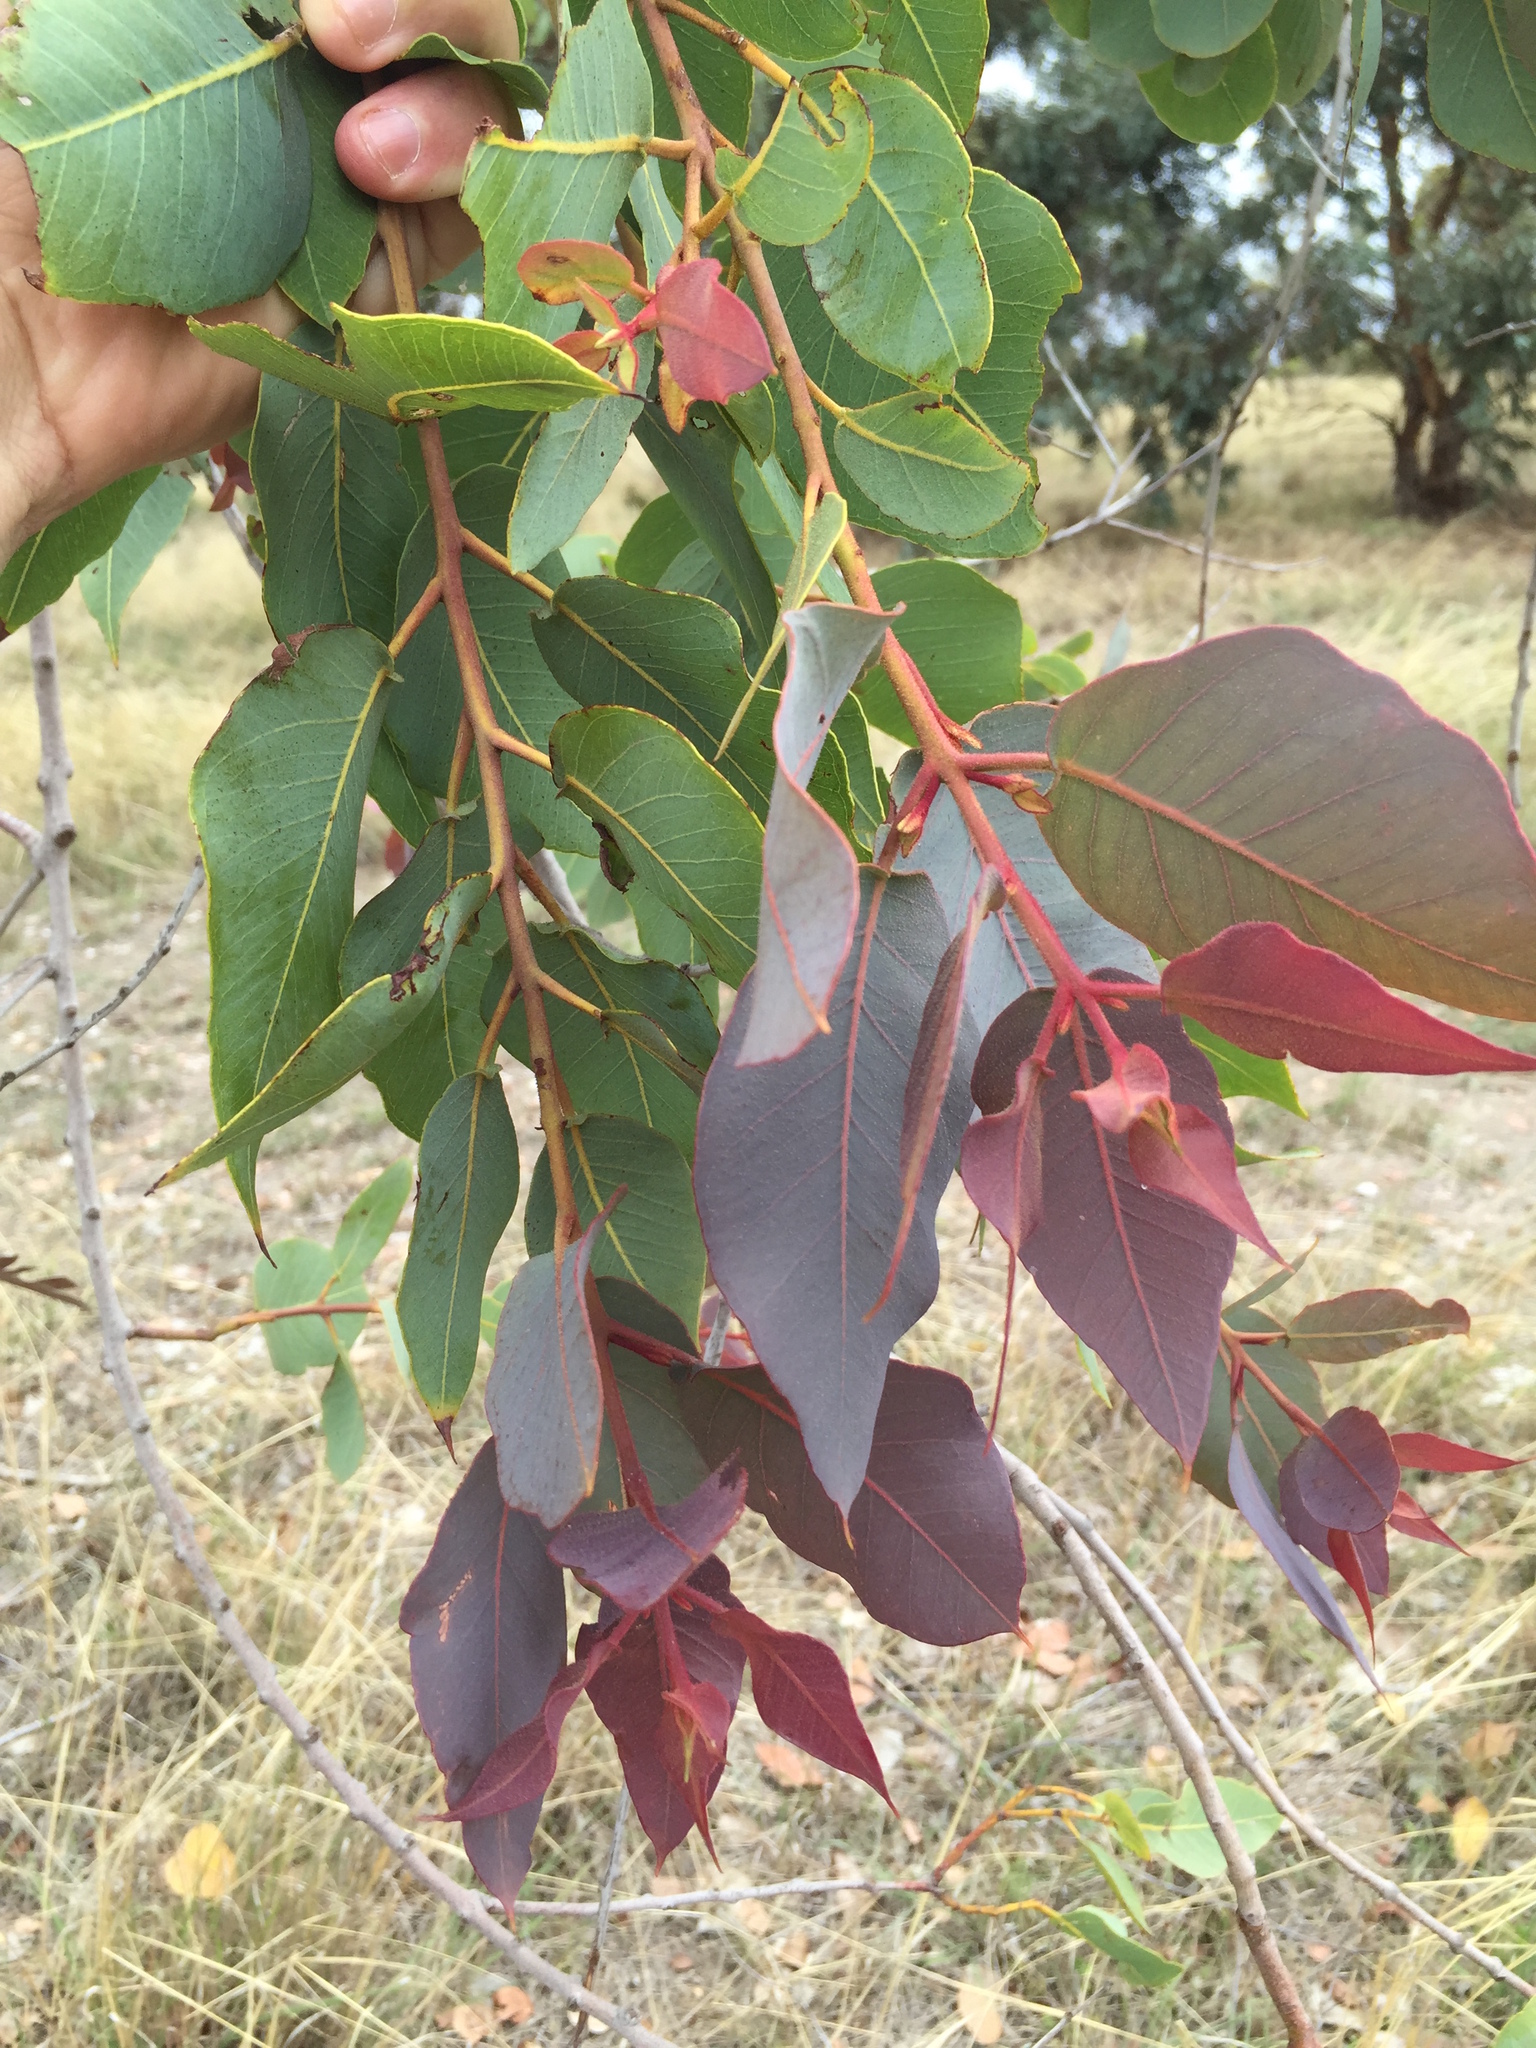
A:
1355,1517,1390,1595
738,605,892,1065
696,873,974,1512
712,1608,893,1805
1277,1444,1333,1565
553,327,615,373
1389,1431,1523,1474
654,258,774,402
1230,1434,1374,1682
1160,922,1536,1073
443,1622,629,1824
517,238,644,305
1327,1529,1378,1650
678,1357,1025,1645
546,1463,748,1612
484,1199,616,1527
1126,1101,1282,1260
972,989,1234,1465
1387,1486,1464,1552
960,1055,1045,1256
400,1441,567,1914
1283,1291,1471,1364
208,440,252,509
1073,1041,1170,1134
1043,627,1536,1021
1294,1408,1400,1533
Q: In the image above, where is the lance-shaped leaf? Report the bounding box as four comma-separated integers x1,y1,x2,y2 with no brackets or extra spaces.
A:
739,605,894,1065
695,871,973,1510
256,1160,411,1376
0,0,310,312
192,627,392,1222
634,406,780,667
443,1620,632,1824
1126,1102,1282,1259
896,705,1154,1040
1390,1431,1523,1474
866,0,988,130
974,990,1233,1462
485,1199,615,1526
397,1071,520,1429
677,1356,1026,1644
1293,1407,1400,1534
79,471,193,661
277,46,373,326
525,1114,706,1331
1044,628,1536,1022
1327,1526,1383,1644
960,1057,1045,1256
1228,1432,1375,1681
1281,1290,1471,1365
400,1440,567,1912
1429,0,1536,172
654,259,774,404
1191,1338,1324,1510
490,928,716,1160
709,0,864,60
465,0,653,336
547,1462,747,1610
1064,1907,1183,1990
251,377,418,644
1182,1021,1306,1115
549,704,764,984
320,1358,366,1480
714,71,873,244
1388,1487,1462,1551
161,874,492,1186
1162,923,1536,1075
805,68,990,385
713,1607,892,1802
0,467,158,632
507,387,645,573
1270,0,1346,103
834,397,1029,541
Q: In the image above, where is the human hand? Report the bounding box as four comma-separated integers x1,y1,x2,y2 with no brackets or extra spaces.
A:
0,0,524,564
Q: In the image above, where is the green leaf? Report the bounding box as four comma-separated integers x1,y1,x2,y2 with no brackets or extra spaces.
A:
1079,1836,1150,1928
866,0,989,128
0,467,158,632
161,873,493,1186
709,0,864,59
277,48,374,326
1351,0,1383,124
256,1238,346,1376
191,309,616,421
400,409,544,506
1023,649,1090,698
508,386,645,574
1091,0,1177,71
1151,0,1277,57
1191,1318,1323,1507
587,1326,711,1510
834,396,1030,540
79,471,193,661
628,157,685,284
251,378,417,643
1074,1334,1114,1406
805,68,990,385
0,0,309,312
368,730,439,847
397,1070,521,1423
1429,0,1536,170
1063,1907,1183,1988
1268,0,1344,100
526,1113,706,1329
340,812,501,1139
332,1160,414,1287
1139,1777,1282,1879
399,32,549,118
549,705,764,983
1096,1790,1152,1861
193,626,392,1225
1491,1997,1536,2047
631,883,715,970
1048,0,1093,35
492,927,716,1157
1139,22,1278,137
863,561,1025,740
722,383,779,467
613,493,697,586
464,0,653,336
1184,1020,1307,1115
715,71,873,244
320,1357,367,1480
634,407,781,668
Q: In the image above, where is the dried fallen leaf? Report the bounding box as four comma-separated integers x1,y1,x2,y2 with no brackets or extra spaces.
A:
755,1740,823,1789
1306,1942,1334,1962
668,1951,694,1973
1220,1538,1257,1561
435,2009,490,2044
777,1927,811,1967
49,1491,87,1521
732,1898,773,1936
1461,1721,1518,1765
900,1815,923,1847
1450,1795,1491,1864
956,1982,1004,2044
161,1822,237,1901
848,1655,875,1708
1022,1616,1074,1675
491,1986,534,2025
1416,1789,1447,1814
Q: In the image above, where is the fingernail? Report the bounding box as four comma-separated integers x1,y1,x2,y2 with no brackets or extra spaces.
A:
357,105,422,179
336,0,399,50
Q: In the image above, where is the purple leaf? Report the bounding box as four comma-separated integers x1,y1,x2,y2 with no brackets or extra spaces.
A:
442,1621,630,1825
400,1440,567,1914
975,988,1234,1465
677,1357,1025,1645
1126,1101,1282,1260
484,1199,614,1526
1228,1433,1375,1684
546,1462,748,1611
1294,1407,1400,1532
960,1058,1045,1255
695,871,975,1512
737,604,894,1066
1283,1291,1471,1365
712,1607,893,1805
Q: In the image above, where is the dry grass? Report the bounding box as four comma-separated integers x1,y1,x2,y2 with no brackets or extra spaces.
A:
1,382,1534,2048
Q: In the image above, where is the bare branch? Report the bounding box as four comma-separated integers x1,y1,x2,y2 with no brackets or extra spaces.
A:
0,807,42,862
26,606,680,2048
530,847,589,925
1465,316,1536,348
0,868,44,948
1509,537,1536,807
0,958,49,1023
1105,521,1321,572
999,1446,1321,2048
572,1786,632,2046
0,856,203,1093
1041,336,1120,472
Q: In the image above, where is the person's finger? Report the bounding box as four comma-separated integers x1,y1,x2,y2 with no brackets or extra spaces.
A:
301,0,520,72
349,199,481,312
335,66,516,204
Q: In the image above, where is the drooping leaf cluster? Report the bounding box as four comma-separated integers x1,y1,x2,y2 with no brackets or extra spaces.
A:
3,0,1535,1982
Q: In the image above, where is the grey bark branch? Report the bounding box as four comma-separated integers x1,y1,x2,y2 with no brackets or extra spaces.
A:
572,1785,632,2045
26,607,680,2048
0,868,44,948
1508,537,1536,806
